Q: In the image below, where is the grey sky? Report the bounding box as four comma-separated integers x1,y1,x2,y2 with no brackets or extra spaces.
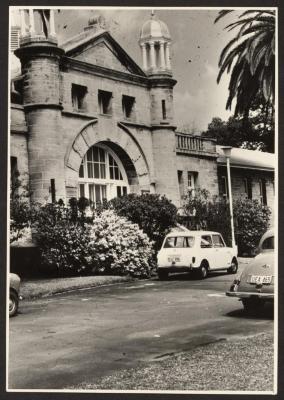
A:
12,7,239,131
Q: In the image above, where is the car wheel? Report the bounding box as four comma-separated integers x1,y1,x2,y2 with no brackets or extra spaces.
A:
198,261,208,279
242,298,265,313
158,270,169,280
227,258,238,274
9,290,19,317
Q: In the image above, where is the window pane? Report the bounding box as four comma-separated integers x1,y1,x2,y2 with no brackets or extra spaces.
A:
95,185,101,203
79,162,84,178
117,186,122,197
99,148,105,162
110,168,114,179
89,184,94,205
79,184,85,198
100,164,106,179
119,171,123,180
93,147,99,162
123,186,127,196
87,149,92,161
115,168,119,180
102,185,107,200
109,154,114,166
94,163,100,178
201,235,212,248
87,163,93,178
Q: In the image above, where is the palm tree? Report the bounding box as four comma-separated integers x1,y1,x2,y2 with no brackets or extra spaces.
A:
216,10,275,117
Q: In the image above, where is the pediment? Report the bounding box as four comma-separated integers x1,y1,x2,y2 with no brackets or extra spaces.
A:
64,32,145,76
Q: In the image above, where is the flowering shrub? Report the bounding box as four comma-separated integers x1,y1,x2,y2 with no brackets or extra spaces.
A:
88,210,154,277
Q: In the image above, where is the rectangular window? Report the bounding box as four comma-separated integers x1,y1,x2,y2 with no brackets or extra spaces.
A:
178,170,184,198
89,184,107,209
220,175,228,199
201,235,213,248
162,99,167,120
259,179,267,205
243,177,252,199
72,84,87,111
98,90,112,115
122,95,135,119
212,234,225,248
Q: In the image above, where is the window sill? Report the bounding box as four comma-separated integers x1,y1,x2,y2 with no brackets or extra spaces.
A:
62,109,98,119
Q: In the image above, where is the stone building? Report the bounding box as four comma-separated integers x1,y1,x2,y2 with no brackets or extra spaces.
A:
10,9,275,218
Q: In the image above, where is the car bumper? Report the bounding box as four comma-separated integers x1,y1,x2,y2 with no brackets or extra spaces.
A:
157,266,193,273
226,291,274,300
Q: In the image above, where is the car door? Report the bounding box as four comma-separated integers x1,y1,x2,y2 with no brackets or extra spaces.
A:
212,234,231,268
200,234,215,269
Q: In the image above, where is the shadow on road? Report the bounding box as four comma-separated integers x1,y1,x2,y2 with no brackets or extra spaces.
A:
155,270,229,281
225,304,274,320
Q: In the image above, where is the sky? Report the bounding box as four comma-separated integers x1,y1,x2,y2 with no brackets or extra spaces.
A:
11,7,239,132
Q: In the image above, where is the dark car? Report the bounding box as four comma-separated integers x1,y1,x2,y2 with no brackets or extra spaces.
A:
9,273,21,317
226,229,274,312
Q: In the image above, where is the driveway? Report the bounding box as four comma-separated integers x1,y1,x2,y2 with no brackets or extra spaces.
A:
8,264,274,390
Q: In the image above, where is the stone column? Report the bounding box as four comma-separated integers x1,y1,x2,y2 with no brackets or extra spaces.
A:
165,42,171,69
20,10,26,36
159,41,166,69
49,10,56,36
28,9,35,34
149,41,155,69
141,43,147,70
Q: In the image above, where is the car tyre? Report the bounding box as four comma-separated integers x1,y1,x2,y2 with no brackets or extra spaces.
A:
242,298,265,313
9,290,19,317
158,270,169,280
227,258,238,274
198,261,208,279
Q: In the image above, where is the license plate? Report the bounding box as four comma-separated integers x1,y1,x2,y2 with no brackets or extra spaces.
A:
249,275,272,284
168,256,181,262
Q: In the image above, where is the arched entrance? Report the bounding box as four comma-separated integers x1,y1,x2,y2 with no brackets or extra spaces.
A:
65,120,151,202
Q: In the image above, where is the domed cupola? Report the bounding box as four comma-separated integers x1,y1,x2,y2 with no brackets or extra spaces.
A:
139,11,172,75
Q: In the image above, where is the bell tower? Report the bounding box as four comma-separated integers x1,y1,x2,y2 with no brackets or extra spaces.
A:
15,9,66,203
139,11,180,205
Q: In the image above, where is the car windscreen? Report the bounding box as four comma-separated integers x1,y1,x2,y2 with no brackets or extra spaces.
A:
261,236,274,250
163,236,195,248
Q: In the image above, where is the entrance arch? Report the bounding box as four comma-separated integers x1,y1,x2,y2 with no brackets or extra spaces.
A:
65,120,151,201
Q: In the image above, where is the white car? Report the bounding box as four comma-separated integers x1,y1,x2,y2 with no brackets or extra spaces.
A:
157,231,238,280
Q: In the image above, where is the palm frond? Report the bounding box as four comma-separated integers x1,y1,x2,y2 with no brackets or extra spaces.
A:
214,10,234,23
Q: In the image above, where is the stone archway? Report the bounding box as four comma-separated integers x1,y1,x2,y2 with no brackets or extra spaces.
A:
65,120,151,200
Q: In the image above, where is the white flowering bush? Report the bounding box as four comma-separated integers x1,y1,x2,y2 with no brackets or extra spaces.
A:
89,210,154,277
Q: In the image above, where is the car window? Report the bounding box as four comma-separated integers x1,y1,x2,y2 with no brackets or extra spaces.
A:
261,236,274,250
164,236,195,248
212,234,225,248
201,235,213,248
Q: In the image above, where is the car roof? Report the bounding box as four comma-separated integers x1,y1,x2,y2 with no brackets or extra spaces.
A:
166,231,221,237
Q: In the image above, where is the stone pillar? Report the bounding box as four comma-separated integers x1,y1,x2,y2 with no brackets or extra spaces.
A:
20,10,26,36
141,43,147,70
49,10,56,36
149,41,155,69
15,40,65,203
159,41,166,70
165,42,171,69
28,9,35,34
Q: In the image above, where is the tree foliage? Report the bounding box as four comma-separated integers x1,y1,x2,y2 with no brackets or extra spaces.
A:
216,10,275,117
109,193,178,251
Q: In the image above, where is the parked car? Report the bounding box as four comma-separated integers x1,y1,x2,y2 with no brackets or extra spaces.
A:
226,229,274,312
157,231,238,280
9,273,21,317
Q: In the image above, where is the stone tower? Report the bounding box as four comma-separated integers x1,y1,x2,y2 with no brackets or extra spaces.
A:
139,11,180,204
15,9,65,203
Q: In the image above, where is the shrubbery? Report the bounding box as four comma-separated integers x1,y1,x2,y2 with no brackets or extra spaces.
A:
234,198,271,255
109,193,178,251
182,189,271,254
88,210,153,277
33,202,153,277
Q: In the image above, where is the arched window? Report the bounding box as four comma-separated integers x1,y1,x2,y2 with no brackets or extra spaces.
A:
78,144,128,208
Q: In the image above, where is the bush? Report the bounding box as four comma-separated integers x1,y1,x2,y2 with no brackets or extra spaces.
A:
88,210,154,277
109,193,178,251
34,202,93,275
234,198,271,255
182,189,271,254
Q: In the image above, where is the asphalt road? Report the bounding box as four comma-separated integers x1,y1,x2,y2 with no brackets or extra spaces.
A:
8,265,274,390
